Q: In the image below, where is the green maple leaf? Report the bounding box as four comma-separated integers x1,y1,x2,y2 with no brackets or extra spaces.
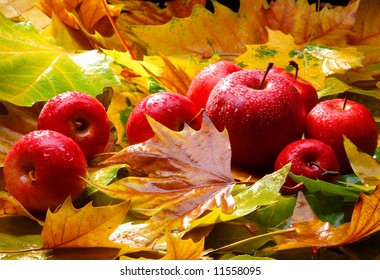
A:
0,13,119,106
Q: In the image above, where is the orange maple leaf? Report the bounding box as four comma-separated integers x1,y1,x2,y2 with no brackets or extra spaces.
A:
266,186,380,251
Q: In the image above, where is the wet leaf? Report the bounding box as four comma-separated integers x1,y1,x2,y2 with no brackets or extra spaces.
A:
41,198,130,249
0,13,119,106
236,30,363,90
187,165,290,231
93,115,235,231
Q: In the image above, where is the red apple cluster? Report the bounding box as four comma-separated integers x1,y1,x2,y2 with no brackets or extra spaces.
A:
186,61,378,194
3,91,111,214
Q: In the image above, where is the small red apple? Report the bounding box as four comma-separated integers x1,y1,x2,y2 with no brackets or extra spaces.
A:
3,130,88,214
37,91,110,160
270,66,318,113
205,68,306,172
305,98,378,174
126,92,202,144
274,139,340,194
187,60,242,109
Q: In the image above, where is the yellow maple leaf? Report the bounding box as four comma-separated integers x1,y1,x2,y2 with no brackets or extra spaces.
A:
161,232,205,260
41,198,130,249
236,29,363,90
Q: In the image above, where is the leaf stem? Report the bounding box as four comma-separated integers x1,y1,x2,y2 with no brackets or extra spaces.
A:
100,0,137,59
202,227,296,257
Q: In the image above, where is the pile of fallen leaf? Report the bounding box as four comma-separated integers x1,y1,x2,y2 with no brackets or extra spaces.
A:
0,0,380,260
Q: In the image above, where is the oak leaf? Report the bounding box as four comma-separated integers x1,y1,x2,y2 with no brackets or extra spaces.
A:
41,198,130,249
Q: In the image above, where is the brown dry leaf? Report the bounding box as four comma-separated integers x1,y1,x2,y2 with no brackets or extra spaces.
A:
41,198,130,249
264,0,359,46
267,187,380,251
36,0,121,35
114,0,206,26
161,232,205,260
350,0,380,45
94,115,236,231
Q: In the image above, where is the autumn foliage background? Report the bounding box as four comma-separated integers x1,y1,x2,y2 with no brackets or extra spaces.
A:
0,0,380,260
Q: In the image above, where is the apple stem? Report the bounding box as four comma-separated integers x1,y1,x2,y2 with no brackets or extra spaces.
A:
289,60,299,80
342,92,348,110
189,108,204,126
28,170,36,183
307,161,340,177
259,62,274,89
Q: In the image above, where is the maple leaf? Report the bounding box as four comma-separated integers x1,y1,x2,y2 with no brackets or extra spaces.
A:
129,0,267,58
0,191,42,223
236,29,363,90
160,231,205,260
41,198,130,249
92,115,236,231
264,0,359,46
265,186,380,251
0,14,120,107
36,0,121,35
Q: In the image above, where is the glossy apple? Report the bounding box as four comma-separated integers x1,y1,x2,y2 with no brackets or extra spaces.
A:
187,60,242,109
274,139,340,194
3,130,88,214
37,91,110,160
205,69,306,172
270,67,318,113
126,92,202,144
305,98,378,174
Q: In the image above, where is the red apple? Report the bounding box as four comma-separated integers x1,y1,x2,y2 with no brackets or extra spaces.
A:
126,92,202,144
3,130,88,214
305,98,378,174
37,91,110,160
270,67,318,113
187,60,242,109
274,139,340,194
205,68,306,172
